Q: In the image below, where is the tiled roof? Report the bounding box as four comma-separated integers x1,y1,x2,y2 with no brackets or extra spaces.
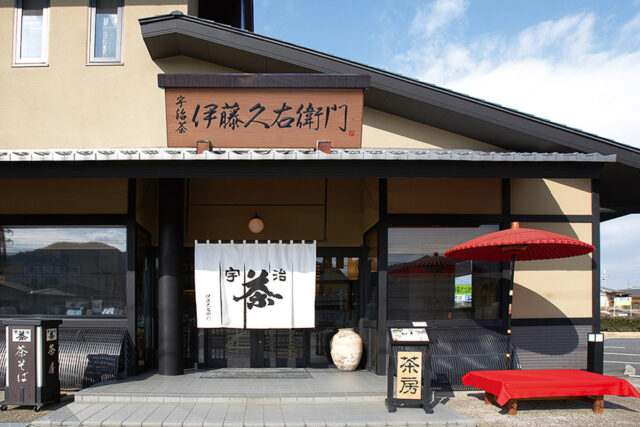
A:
0,148,616,162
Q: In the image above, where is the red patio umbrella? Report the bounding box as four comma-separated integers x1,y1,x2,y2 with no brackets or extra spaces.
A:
444,222,595,369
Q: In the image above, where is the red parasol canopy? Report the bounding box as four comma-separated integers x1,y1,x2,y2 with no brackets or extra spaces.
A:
389,252,460,277
444,222,595,370
444,224,595,262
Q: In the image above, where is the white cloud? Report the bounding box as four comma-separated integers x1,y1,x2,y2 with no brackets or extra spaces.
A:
619,12,640,46
394,8,640,289
514,13,595,59
449,50,640,145
394,11,640,146
601,215,640,289
410,0,468,37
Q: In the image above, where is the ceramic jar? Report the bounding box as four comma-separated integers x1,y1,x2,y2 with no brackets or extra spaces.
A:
330,328,363,371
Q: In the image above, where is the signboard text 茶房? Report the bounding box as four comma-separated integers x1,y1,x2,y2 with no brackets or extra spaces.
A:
395,351,422,400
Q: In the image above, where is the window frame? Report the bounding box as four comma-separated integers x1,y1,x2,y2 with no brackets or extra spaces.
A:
13,0,50,66
87,0,124,65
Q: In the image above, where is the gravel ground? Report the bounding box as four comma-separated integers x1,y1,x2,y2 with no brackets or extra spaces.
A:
442,390,640,427
0,390,75,424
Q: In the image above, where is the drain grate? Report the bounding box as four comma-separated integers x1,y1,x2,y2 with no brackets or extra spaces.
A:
200,368,311,379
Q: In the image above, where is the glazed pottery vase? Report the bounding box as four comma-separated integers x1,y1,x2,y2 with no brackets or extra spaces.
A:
330,328,363,371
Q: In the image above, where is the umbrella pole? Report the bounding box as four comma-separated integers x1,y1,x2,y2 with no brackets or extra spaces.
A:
506,254,516,369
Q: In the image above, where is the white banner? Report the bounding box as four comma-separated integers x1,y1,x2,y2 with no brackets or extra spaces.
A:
195,241,316,329
220,243,244,328
241,243,288,328
292,243,316,328
194,242,222,327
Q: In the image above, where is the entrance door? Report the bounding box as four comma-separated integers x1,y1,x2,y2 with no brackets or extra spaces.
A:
259,329,306,367
208,329,254,368
207,329,306,367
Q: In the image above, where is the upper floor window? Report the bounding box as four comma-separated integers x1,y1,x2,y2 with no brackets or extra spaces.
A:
89,0,123,64
13,0,50,65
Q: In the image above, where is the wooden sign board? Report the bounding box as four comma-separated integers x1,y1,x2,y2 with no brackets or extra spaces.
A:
165,88,364,149
395,351,422,400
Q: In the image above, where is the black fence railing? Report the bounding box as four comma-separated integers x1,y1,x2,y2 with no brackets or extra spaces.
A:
427,326,516,390
0,327,132,390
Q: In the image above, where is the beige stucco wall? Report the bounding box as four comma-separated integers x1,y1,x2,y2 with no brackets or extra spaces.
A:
0,178,128,214
513,222,593,319
387,178,502,214
508,180,593,319
0,3,507,153
362,108,502,150
0,1,240,149
511,178,592,215
187,178,365,246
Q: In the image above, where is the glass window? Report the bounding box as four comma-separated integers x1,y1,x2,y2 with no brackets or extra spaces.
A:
387,226,502,321
135,227,154,369
13,0,49,65
364,229,378,320
0,226,127,317
89,0,123,63
308,256,360,366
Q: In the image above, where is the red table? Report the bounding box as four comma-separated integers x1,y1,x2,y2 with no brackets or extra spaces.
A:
462,369,640,415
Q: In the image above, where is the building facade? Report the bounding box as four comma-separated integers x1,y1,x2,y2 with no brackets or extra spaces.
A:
2,0,639,388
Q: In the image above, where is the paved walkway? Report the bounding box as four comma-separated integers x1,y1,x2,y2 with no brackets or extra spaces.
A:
30,400,472,426
30,369,475,426
72,368,387,403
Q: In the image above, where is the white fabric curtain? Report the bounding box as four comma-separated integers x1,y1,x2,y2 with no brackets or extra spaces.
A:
292,243,316,328
194,242,222,328
220,242,244,328
245,243,293,329
195,241,316,329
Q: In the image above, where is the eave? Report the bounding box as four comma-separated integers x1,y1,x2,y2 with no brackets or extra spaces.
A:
138,12,640,218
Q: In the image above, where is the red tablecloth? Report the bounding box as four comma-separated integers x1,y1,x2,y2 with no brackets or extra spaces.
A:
462,369,640,406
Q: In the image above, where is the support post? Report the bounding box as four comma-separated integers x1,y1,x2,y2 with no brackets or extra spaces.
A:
158,178,184,375
589,179,603,373
377,178,388,375
506,255,515,369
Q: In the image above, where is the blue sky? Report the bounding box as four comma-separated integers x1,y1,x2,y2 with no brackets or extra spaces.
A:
256,0,640,289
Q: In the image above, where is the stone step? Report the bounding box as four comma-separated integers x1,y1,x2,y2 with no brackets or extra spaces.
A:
30,401,475,427
75,392,386,404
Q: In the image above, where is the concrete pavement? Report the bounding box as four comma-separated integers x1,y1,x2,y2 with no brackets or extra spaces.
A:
27,369,475,427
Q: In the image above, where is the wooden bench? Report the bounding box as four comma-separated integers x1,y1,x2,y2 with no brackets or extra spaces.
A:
484,390,603,415
462,369,640,415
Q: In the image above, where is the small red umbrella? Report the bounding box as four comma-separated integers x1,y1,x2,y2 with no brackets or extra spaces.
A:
444,222,595,369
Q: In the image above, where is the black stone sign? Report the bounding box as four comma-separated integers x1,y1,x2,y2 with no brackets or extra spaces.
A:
1,319,61,411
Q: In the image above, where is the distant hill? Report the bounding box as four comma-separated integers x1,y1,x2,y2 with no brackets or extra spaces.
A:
41,241,120,251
